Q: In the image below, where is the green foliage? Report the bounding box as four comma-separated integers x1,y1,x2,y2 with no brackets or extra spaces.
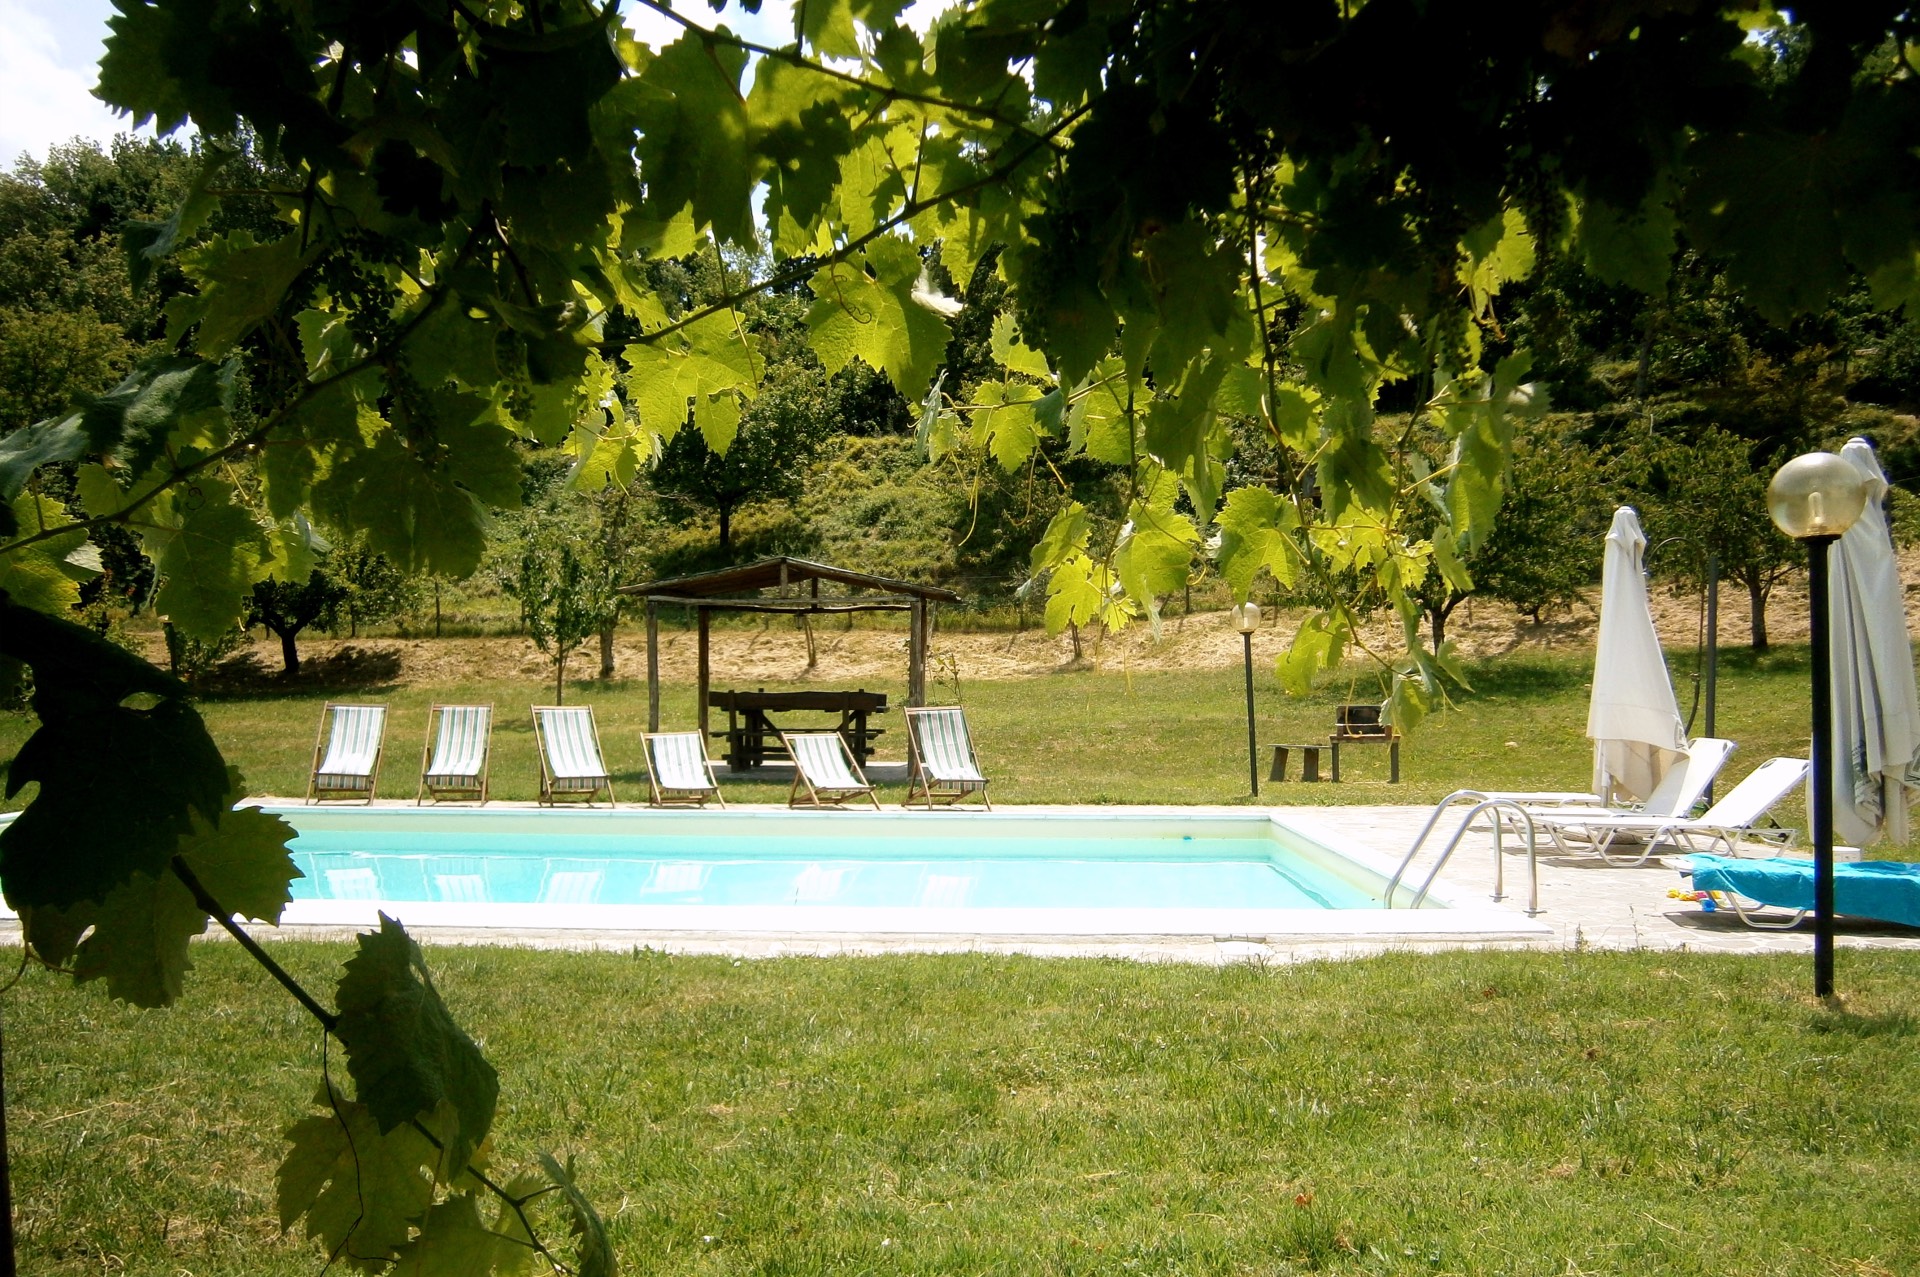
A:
335,917,500,1178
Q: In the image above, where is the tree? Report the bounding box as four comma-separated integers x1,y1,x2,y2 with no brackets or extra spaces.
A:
650,353,832,552
333,536,421,637
2,3,1919,1270
1632,426,1799,652
247,568,347,674
509,525,617,704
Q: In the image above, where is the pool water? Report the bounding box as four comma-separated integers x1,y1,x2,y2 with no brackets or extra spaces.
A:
277,810,1387,913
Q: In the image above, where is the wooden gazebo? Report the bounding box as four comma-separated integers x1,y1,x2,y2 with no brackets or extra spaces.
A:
621,557,964,737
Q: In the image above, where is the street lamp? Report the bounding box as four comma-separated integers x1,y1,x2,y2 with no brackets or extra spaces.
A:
1766,452,1869,999
1233,602,1261,797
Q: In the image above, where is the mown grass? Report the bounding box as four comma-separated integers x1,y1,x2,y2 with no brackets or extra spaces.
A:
14,942,1920,1275
0,640,1830,818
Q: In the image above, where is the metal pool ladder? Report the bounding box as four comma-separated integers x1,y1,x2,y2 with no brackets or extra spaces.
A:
1384,792,1541,916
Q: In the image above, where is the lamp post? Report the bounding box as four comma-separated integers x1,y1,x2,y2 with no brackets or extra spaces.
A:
1233,602,1261,797
1766,452,1868,999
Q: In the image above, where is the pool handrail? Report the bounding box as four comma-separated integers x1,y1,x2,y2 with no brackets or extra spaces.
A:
1385,791,1540,916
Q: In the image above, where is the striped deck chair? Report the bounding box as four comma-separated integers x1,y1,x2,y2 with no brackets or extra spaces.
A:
417,704,493,804
307,703,388,804
532,705,614,806
642,731,725,808
783,731,881,809
904,706,990,809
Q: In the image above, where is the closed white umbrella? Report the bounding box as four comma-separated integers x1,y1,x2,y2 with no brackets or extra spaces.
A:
1824,438,1920,845
1588,507,1688,803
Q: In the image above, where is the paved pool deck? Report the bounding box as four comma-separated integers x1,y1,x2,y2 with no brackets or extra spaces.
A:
119,798,1918,966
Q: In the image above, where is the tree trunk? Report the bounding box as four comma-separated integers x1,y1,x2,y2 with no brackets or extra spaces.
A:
802,614,816,670
598,623,615,679
1747,572,1770,652
278,626,301,675
555,653,567,704
717,504,732,553
1428,605,1446,651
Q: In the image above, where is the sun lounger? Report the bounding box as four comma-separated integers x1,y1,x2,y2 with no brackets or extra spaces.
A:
1498,737,1737,819
417,704,493,804
307,702,388,804
904,706,990,809
642,731,726,807
1681,854,1920,930
783,731,881,809
532,705,614,806
1530,756,1808,865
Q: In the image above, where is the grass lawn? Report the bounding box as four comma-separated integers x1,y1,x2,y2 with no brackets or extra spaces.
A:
0,642,1827,820
14,942,1920,1275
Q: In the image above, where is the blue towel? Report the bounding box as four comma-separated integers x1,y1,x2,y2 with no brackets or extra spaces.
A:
1686,854,1920,928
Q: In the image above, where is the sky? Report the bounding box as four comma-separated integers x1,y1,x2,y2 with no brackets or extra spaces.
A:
0,0,883,170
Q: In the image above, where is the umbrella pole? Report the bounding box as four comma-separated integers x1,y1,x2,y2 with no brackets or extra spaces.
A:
1808,535,1839,1000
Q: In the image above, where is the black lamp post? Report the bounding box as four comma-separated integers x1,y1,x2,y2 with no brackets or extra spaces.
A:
1233,602,1260,797
1766,452,1868,999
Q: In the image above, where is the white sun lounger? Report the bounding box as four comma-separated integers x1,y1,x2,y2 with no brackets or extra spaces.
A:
417,704,493,804
1531,757,1808,864
1489,737,1737,817
642,731,725,807
307,703,388,804
783,731,881,809
904,706,990,809
532,705,614,806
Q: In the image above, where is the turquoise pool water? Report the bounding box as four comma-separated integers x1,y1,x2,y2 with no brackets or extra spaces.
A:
280,813,1384,912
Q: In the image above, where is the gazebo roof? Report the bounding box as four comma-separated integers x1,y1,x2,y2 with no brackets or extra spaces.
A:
622,556,962,609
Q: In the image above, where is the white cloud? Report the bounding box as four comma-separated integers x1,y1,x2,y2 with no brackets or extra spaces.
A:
0,0,137,169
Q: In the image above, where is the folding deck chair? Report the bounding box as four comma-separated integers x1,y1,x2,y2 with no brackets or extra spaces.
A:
904,706,990,809
1681,854,1920,930
532,705,614,805
783,731,882,809
642,731,726,807
1529,756,1808,865
307,703,388,804
417,704,493,804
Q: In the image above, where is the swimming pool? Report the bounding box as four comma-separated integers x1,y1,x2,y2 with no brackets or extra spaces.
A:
261,806,1548,943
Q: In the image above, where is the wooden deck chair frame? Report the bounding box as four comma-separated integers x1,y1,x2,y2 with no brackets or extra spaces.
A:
532,705,615,806
642,731,726,808
904,706,991,809
782,731,882,809
307,702,387,804
416,703,494,805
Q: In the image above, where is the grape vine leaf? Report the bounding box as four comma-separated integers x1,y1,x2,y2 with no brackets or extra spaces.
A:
390,1193,535,1276
34,788,299,1007
1214,486,1300,597
1276,611,1350,697
168,231,321,357
334,915,500,1179
990,311,1051,379
0,600,227,912
150,493,271,640
632,31,755,244
1026,501,1090,577
539,1153,616,1277
968,380,1044,472
0,356,228,532
805,236,953,401
0,495,94,616
278,1085,440,1265
122,140,231,291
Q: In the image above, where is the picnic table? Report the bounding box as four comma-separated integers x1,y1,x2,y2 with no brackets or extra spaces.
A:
707,689,889,772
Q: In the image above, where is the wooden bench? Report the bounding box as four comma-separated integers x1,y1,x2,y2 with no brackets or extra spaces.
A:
1330,703,1400,782
1266,743,1329,783
708,689,888,772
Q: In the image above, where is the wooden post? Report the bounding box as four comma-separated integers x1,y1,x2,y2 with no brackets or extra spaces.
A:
908,597,926,707
646,600,660,732
696,607,711,741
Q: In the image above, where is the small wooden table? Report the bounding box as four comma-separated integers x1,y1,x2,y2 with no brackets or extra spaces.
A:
1267,743,1328,783
708,689,889,772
